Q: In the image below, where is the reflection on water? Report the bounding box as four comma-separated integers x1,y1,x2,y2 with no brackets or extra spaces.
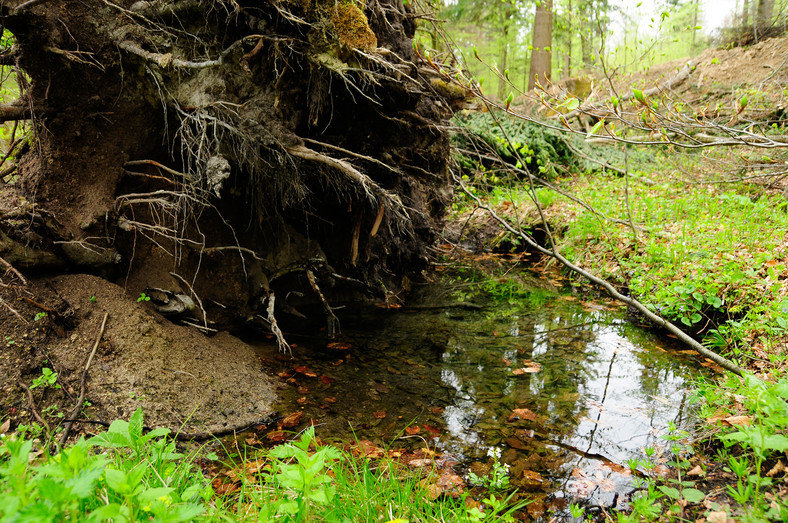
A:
262,279,702,518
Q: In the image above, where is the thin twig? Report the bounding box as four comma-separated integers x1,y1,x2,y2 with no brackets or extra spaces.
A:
59,313,108,447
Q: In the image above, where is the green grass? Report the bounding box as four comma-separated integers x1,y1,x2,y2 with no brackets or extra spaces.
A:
0,408,527,522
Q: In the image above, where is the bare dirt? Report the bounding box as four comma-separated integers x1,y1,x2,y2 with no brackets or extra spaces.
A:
1,273,279,438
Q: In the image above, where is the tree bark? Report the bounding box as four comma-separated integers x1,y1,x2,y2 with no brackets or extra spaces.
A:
528,0,553,91
579,0,592,68
756,0,775,40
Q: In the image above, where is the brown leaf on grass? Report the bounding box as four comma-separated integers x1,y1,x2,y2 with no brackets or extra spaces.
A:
706,410,730,424
297,396,308,405
508,408,537,422
722,415,752,427
280,411,304,428
324,396,337,403
408,458,434,468
212,478,239,496
0,418,9,434
687,465,705,477
243,459,269,474
326,341,351,350
405,425,421,435
373,410,387,419
766,460,785,477
320,375,335,385
706,511,729,523
352,440,384,458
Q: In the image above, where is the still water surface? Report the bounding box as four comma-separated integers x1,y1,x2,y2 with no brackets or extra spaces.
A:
262,278,703,517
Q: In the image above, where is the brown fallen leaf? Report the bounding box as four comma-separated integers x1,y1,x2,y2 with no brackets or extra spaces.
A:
294,366,318,378
297,396,308,405
512,362,541,375
722,415,752,427
687,465,705,477
267,430,287,443
706,410,730,424
280,411,304,428
0,418,10,434
297,386,309,394
422,424,441,437
320,375,335,385
766,460,785,477
508,408,537,422
352,440,384,458
706,511,729,523
373,410,387,419
326,341,351,351
405,425,421,435
324,396,337,403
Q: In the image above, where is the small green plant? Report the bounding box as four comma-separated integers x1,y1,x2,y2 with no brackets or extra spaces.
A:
263,426,341,519
89,295,96,303
137,292,151,303
4,336,14,346
30,368,60,390
33,311,46,322
468,446,511,491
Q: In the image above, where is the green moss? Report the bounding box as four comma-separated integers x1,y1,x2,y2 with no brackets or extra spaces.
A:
330,3,377,51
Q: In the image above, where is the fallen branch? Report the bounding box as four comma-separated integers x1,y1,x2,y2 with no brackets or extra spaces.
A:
455,175,744,376
59,312,108,447
0,255,27,285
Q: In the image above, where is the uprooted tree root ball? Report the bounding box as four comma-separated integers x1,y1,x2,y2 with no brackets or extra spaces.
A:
0,0,454,433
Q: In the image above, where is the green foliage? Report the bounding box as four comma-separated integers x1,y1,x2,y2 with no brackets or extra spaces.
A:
33,312,46,322
30,368,59,390
453,112,596,181
692,374,788,520
0,409,526,522
137,292,151,303
0,408,208,523
468,447,510,491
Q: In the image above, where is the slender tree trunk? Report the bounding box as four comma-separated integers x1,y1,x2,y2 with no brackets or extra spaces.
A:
742,0,750,26
756,0,775,40
564,0,572,78
528,0,553,91
579,1,592,68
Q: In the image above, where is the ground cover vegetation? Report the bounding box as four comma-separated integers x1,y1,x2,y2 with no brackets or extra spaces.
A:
2,0,788,522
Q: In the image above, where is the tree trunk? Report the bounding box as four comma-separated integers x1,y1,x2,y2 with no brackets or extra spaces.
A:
756,0,775,40
0,0,453,332
579,1,592,68
564,0,573,78
528,0,553,91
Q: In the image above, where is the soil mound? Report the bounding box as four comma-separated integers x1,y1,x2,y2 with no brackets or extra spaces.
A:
1,274,278,437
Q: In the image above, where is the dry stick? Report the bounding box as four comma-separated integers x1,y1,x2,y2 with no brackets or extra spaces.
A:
59,313,109,447
455,176,744,376
17,380,51,439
